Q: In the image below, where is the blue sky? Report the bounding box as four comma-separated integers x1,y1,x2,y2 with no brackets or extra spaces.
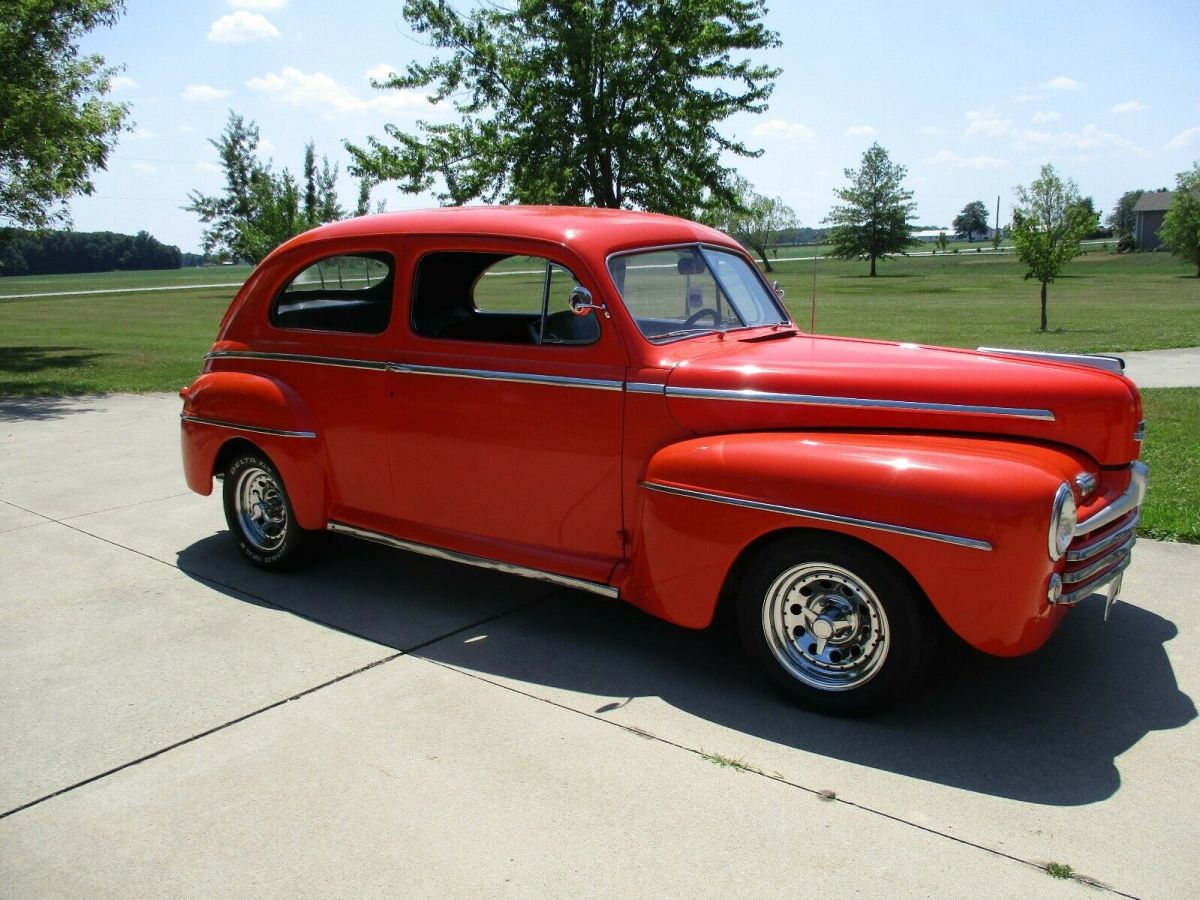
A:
70,0,1200,253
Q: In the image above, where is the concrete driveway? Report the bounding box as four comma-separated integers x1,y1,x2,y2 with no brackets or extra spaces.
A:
1,394,1196,898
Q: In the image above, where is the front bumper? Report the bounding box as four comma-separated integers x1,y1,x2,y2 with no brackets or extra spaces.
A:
1053,461,1148,606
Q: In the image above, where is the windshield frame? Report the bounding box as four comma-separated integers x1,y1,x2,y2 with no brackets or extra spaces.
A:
605,242,793,345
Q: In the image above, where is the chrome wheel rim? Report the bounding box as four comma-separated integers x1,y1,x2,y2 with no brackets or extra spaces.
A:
234,465,287,552
761,562,890,692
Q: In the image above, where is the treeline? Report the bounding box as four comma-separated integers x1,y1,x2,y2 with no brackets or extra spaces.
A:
0,229,182,276
776,226,830,246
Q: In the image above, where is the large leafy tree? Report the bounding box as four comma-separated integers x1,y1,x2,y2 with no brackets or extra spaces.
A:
1158,161,1200,277
347,0,779,215
1010,164,1098,332
952,200,988,242
0,0,130,229
187,112,342,263
701,177,798,272
1105,189,1144,250
825,143,916,276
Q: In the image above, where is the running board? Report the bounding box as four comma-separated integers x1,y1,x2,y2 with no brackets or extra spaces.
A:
326,521,619,599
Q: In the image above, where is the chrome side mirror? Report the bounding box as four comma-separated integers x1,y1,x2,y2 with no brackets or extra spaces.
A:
772,280,785,300
569,285,609,318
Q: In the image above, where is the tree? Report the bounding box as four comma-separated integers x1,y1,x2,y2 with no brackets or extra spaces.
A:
1106,189,1144,251
1010,164,1098,332
0,0,131,229
701,177,798,272
825,143,916,276
346,0,779,215
953,200,988,242
1157,162,1200,277
935,232,949,253
186,112,342,263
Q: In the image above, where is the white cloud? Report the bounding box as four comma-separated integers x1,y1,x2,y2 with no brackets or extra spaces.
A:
1012,93,1041,104
195,161,223,176
131,162,158,174
128,128,156,140
966,109,1012,138
365,63,400,84
256,137,277,155
208,11,280,43
1040,76,1083,91
752,119,815,140
1019,123,1149,158
182,84,231,102
1111,100,1145,114
919,126,946,136
1031,111,1062,124
928,150,1010,170
179,124,196,134
247,66,434,116
229,0,286,8
845,125,875,138
109,75,138,92
1164,127,1200,151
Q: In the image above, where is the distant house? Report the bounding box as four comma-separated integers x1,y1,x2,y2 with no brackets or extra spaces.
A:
1134,190,1177,250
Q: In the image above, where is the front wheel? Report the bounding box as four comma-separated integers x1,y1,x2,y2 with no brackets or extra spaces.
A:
222,450,311,571
736,535,939,715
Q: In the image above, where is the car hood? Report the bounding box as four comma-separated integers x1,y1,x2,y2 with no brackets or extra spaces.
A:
661,333,1141,467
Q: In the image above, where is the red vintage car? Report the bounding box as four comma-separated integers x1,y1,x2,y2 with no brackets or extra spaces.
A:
180,206,1147,714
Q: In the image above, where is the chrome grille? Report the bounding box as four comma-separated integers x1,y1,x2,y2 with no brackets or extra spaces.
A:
1058,509,1139,605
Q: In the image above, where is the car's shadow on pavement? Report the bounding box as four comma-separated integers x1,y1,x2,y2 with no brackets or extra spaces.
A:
178,531,1196,808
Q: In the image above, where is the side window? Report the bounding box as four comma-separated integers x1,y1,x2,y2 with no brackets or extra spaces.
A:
411,251,598,346
272,253,393,334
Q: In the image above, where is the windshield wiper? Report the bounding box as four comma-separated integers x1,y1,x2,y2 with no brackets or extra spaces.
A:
740,328,799,342
652,327,718,341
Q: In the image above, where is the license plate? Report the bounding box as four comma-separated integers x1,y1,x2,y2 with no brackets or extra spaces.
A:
1103,574,1124,622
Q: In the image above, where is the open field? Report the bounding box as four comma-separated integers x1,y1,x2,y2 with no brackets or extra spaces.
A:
0,265,254,296
1139,388,1200,543
775,248,1198,353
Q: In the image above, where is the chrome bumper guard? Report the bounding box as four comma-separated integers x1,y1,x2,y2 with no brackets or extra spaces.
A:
1053,462,1148,606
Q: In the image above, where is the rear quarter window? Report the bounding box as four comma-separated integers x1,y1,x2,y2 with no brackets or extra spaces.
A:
271,253,394,334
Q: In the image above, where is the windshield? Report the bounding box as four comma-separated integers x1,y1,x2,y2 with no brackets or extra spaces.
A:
607,245,790,342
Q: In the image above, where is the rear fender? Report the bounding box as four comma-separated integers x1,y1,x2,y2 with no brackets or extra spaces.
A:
619,431,1091,655
179,371,327,528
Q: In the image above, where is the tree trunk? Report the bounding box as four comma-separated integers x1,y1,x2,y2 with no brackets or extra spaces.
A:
756,248,773,272
869,255,877,276
1040,281,1048,332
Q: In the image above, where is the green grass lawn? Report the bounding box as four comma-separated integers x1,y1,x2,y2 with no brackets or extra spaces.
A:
1138,388,1199,543
0,265,254,295
774,248,1198,353
1,249,1196,542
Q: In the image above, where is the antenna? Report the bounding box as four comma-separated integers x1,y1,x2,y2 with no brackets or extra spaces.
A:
809,241,819,333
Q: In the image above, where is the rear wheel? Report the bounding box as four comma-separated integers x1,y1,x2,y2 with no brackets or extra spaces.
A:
222,450,310,571
736,535,938,715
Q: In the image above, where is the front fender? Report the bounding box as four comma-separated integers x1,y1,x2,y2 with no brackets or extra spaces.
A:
179,371,327,529
618,431,1091,655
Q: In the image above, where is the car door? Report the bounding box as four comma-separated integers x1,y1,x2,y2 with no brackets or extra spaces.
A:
387,238,627,585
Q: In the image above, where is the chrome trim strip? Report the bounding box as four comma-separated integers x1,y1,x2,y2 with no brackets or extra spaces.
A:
1059,555,1132,605
327,522,619,598
641,482,993,552
625,382,667,395
1062,536,1136,585
1067,512,1141,562
1074,462,1149,537
664,385,1055,422
977,347,1126,374
206,350,388,371
179,413,316,439
388,362,623,392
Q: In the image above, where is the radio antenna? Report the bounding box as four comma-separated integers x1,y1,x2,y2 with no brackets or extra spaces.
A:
809,242,819,333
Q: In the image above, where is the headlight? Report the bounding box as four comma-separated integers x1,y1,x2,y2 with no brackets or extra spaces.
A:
1048,483,1077,561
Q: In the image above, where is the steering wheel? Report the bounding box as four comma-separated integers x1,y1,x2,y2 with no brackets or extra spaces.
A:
683,307,720,328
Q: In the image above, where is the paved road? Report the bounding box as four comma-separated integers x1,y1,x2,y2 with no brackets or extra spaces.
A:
1120,347,1200,388
1,394,1197,898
